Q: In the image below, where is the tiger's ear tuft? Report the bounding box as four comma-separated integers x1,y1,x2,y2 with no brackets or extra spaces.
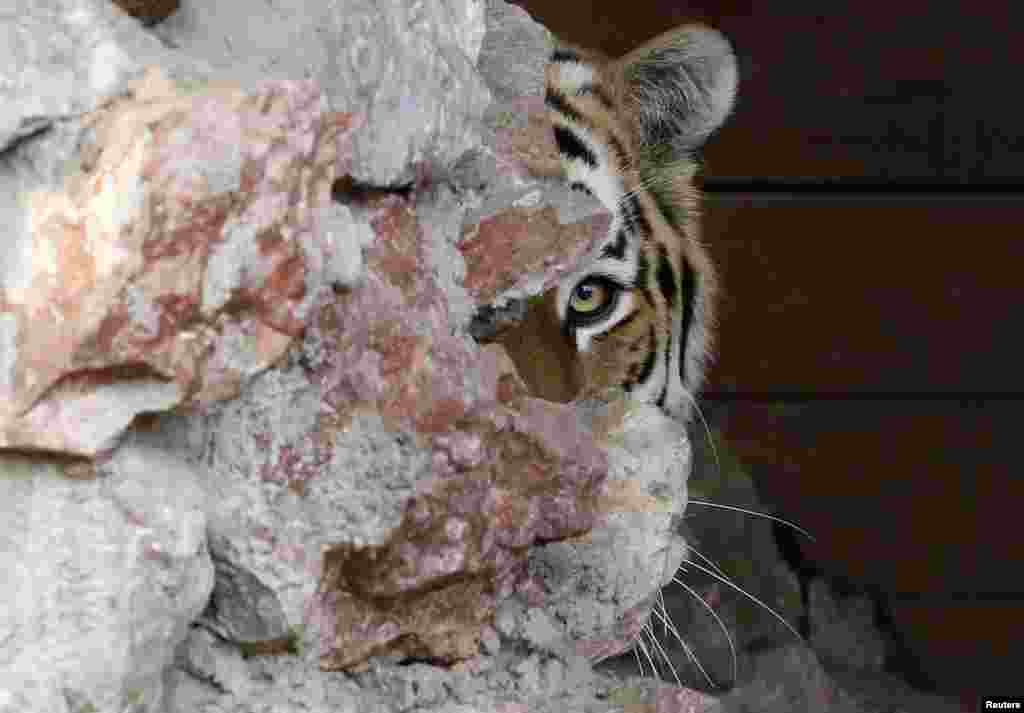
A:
618,25,738,155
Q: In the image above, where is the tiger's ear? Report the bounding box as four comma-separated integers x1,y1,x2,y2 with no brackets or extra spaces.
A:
616,24,738,154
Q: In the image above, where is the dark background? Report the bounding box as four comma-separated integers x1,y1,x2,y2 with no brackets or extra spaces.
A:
513,0,1024,706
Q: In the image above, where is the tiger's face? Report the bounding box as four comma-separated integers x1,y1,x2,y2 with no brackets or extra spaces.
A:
543,26,736,422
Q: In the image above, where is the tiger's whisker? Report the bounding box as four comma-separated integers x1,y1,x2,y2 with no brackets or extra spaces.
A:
632,642,645,677
681,541,729,579
680,389,722,482
676,562,803,642
650,600,716,688
635,628,659,679
645,620,683,687
686,500,815,541
657,589,670,639
671,574,738,686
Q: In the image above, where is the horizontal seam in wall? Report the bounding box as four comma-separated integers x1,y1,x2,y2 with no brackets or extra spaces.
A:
704,392,1024,402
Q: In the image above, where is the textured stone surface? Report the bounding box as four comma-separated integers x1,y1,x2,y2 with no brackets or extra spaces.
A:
478,0,551,101
152,0,491,186
460,193,610,307
527,401,692,665
0,0,207,154
0,67,359,456
0,442,213,713
199,544,294,650
175,182,615,672
467,0,608,311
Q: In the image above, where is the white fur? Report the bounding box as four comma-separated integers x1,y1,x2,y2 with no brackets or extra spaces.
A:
553,61,595,95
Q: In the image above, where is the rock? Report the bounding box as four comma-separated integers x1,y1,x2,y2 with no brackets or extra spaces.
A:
526,401,692,666
0,443,213,713
173,627,252,699
151,0,491,186
0,0,207,154
199,544,294,653
0,66,359,456
478,0,552,101
0,0,721,710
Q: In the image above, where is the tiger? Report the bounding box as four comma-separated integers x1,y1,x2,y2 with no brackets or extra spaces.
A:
509,24,748,686
541,24,738,424
515,31,813,691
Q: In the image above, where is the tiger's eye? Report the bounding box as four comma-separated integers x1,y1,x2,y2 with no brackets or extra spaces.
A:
569,280,609,314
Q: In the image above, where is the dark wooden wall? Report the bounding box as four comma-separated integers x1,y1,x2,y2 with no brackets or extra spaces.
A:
512,0,1024,705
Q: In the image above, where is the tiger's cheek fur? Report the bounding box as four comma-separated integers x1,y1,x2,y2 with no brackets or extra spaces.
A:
575,295,661,399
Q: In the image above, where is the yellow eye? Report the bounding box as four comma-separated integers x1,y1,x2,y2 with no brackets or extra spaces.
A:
569,279,612,315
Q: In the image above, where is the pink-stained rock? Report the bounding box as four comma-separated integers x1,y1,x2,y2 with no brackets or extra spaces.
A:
0,68,361,456
1,1,709,709
0,61,687,692
263,190,613,670
270,85,685,672
460,205,609,305
655,686,720,713
460,95,612,306
316,399,609,669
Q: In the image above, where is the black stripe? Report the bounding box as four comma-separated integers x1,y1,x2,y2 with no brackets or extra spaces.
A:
600,229,629,261
622,193,651,236
636,325,658,385
657,250,674,408
619,199,637,235
634,250,658,313
551,49,581,63
569,181,592,195
655,244,677,310
633,249,649,290
678,258,697,389
545,89,585,125
659,325,672,409
553,126,596,168
633,197,652,235
548,85,629,177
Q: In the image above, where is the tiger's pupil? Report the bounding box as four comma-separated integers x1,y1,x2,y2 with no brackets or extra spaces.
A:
570,280,609,314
